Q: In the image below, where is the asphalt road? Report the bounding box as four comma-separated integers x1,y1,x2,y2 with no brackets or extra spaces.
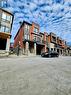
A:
0,56,71,95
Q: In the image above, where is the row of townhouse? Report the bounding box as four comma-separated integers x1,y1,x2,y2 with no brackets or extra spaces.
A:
0,8,13,56
14,21,71,56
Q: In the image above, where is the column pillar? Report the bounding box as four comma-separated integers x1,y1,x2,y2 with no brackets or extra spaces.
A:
44,44,47,52
6,38,10,53
34,43,36,55
26,42,29,55
48,43,51,52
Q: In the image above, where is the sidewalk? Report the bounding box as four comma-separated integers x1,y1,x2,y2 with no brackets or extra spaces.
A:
9,54,37,58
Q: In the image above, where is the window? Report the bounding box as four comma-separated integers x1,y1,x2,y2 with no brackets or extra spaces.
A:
5,27,10,33
0,25,10,33
24,24,30,40
6,15,11,21
24,35,27,39
25,24,30,30
24,24,30,34
2,12,6,19
33,36,36,41
2,12,12,22
24,34,29,40
52,36,56,42
34,28,38,33
0,26,5,32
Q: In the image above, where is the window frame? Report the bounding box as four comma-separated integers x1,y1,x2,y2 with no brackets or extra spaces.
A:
0,25,10,33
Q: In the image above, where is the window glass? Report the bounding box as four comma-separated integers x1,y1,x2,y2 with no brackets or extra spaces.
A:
2,12,6,19
27,35,29,39
34,28,38,33
25,24,30,30
24,35,27,39
24,34,29,40
25,24,27,29
6,15,11,21
5,27,10,33
0,25,10,33
27,25,30,30
0,26,5,32
24,24,30,34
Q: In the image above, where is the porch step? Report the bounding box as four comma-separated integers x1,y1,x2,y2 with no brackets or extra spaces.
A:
0,50,9,57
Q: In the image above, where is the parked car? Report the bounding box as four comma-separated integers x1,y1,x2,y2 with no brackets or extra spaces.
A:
41,51,59,57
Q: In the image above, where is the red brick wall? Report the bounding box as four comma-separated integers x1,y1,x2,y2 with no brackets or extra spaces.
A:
48,35,51,43
30,23,34,41
30,23,40,41
14,26,24,48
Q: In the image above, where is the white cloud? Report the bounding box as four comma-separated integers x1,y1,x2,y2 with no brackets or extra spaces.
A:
2,0,71,42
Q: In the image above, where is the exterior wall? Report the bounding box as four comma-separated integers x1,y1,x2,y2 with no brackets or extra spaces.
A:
48,35,51,43
5,37,11,55
30,23,40,41
14,21,69,56
0,8,13,56
48,43,55,51
48,34,67,55
14,26,24,49
49,43,55,48
0,8,13,33
44,32,48,52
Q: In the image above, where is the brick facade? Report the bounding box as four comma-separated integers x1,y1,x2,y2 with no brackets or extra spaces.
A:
14,21,70,56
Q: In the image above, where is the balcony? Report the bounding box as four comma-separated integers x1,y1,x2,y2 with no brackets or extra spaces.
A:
51,36,57,44
33,37,45,45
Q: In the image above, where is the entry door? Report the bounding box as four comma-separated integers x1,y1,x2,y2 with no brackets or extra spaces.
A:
0,38,7,50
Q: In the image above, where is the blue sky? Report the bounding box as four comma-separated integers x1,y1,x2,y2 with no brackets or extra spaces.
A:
2,0,71,43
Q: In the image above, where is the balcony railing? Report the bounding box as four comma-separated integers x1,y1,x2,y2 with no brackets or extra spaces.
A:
33,38,47,45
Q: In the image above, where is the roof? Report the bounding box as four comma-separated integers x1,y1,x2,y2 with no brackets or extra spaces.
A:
50,32,56,36
0,8,13,16
22,21,32,26
32,22,39,27
40,32,44,35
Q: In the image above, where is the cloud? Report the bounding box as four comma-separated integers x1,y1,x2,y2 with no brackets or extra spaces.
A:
1,0,71,43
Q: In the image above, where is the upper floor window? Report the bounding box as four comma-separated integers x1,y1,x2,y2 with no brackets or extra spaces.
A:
5,27,10,33
24,24,30,34
0,25,10,33
24,24,30,40
37,36,41,42
2,12,12,22
52,36,56,42
0,25,5,32
34,27,38,33
6,15,11,21
2,12,6,19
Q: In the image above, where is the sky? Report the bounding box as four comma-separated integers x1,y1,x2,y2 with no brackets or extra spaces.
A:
1,0,71,43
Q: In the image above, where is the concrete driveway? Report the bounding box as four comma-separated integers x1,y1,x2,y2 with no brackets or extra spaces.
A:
0,56,71,95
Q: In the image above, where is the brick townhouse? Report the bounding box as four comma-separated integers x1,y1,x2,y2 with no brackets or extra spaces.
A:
14,21,48,55
14,21,69,56
0,8,14,55
48,32,67,55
